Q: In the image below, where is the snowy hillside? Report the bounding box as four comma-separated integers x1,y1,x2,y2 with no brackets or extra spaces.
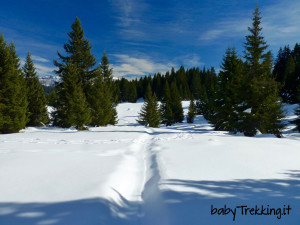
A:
0,102,300,225
39,75,61,86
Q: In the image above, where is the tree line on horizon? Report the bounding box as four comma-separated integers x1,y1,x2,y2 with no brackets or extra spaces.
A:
1,7,300,136
125,7,300,137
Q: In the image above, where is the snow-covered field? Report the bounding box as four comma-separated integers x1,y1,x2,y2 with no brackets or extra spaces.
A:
0,101,300,225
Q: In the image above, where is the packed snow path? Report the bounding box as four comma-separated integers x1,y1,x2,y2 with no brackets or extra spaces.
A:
0,102,300,225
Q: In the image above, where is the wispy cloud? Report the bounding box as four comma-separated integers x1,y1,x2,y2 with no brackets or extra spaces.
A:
182,54,204,68
31,55,50,63
261,0,300,47
199,19,249,42
109,0,148,40
198,1,300,48
109,0,195,44
111,54,176,77
35,64,55,76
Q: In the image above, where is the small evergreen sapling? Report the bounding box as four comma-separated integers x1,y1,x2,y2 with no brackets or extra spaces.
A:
160,81,174,126
187,98,196,123
137,84,161,127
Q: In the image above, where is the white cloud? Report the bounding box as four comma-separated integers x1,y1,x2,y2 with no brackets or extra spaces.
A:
31,55,49,63
109,0,153,41
261,1,300,46
35,64,55,76
182,54,204,68
110,0,146,27
199,1,300,48
199,19,250,42
111,54,175,77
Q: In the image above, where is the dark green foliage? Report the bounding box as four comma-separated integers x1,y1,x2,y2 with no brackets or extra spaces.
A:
53,18,117,128
42,85,55,95
273,46,291,83
100,51,119,104
52,62,91,130
211,48,245,132
273,44,300,103
170,81,184,123
0,36,28,133
187,98,196,123
88,66,117,126
282,55,296,102
188,69,202,99
89,51,118,125
101,51,113,82
137,84,161,127
53,17,95,129
47,89,58,107
175,66,190,100
291,106,300,132
242,7,284,137
54,17,97,93
195,67,218,120
129,82,137,103
115,66,217,107
160,81,174,126
23,52,49,126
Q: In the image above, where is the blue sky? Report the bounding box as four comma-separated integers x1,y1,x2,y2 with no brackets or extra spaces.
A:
1,0,300,77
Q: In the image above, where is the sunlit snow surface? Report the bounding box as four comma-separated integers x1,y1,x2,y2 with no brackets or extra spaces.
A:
0,102,300,225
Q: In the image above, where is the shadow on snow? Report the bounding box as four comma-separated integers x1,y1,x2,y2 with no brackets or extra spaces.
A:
1,171,300,225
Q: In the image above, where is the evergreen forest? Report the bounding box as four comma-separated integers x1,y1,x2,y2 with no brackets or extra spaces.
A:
1,7,300,137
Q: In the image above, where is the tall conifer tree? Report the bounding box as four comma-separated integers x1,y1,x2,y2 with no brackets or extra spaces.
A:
53,61,91,129
0,36,28,133
187,97,196,123
170,80,184,123
242,7,284,137
88,65,117,126
212,48,245,132
23,52,49,126
161,81,174,126
54,17,97,93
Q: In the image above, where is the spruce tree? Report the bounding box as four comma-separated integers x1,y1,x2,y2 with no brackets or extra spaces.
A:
100,51,119,104
128,82,137,103
101,51,113,82
23,52,49,126
273,46,291,84
0,36,28,133
283,55,296,103
88,66,117,126
189,71,202,99
242,6,284,137
212,48,245,132
291,106,300,132
187,97,196,123
54,17,97,93
170,80,184,123
53,61,91,130
161,81,174,126
137,84,161,127
96,51,118,124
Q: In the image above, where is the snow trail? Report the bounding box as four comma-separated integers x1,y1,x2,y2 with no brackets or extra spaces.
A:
102,130,151,205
